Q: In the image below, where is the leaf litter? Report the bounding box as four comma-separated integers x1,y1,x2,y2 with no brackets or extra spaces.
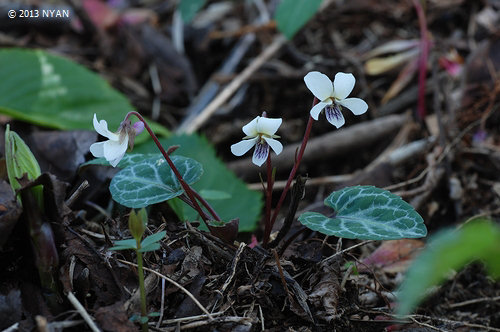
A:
1,0,500,331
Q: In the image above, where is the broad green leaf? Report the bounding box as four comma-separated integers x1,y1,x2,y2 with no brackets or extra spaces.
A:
110,155,203,208
274,0,323,39
134,134,262,232
0,48,169,142
397,219,500,316
179,0,206,23
199,189,231,200
110,238,137,250
141,231,166,248
138,243,161,253
298,186,427,240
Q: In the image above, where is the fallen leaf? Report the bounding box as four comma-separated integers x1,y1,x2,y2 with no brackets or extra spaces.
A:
358,239,425,273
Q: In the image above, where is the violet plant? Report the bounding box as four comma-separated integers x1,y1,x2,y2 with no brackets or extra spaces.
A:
230,71,426,246
90,71,426,250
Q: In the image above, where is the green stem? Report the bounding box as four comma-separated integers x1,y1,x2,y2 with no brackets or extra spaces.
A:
136,247,148,332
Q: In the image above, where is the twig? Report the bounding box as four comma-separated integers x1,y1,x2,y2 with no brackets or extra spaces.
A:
268,175,306,249
320,240,374,264
159,312,225,325
409,314,500,332
408,316,446,331
179,34,287,133
220,242,246,294
65,180,89,208
116,258,213,319
161,316,254,330
272,249,294,305
447,295,500,309
67,291,101,332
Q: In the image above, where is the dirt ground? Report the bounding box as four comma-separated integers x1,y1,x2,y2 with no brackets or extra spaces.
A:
1,0,500,331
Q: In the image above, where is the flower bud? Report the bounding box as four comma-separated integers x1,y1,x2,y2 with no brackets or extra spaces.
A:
129,209,146,242
5,125,43,206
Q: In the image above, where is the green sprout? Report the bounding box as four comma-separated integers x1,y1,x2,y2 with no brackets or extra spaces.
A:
4,125,60,311
110,208,166,331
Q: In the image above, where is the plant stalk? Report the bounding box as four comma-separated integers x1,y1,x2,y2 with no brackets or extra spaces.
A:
136,246,148,332
126,112,220,224
263,98,318,246
413,0,430,120
262,153,274,246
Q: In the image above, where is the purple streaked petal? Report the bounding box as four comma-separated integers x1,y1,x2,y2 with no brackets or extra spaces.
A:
325,104,345,128
252,141,269,167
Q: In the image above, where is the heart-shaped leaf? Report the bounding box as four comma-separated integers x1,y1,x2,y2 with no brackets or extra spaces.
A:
110,155,202,208
134,134,262,232
298,186,427,240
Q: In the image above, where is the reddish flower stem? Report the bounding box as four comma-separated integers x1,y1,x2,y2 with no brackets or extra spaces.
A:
126,111,220,224
413,0,430,120
263,97,318,247
262,153,273,246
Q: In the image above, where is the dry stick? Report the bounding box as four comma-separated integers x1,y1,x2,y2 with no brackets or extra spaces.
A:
116,258,213,320
179,34,287,134
67,291,101,332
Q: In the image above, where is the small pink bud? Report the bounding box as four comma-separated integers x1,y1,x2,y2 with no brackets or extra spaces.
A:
133,121,145,135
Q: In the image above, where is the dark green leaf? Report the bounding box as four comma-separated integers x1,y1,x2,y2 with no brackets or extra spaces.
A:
179,0,207,23
0,49,169,142
141,231,166,248
110,155,203,208
298,186,427,240
138,242,161,253
134,134,262,232
274,0,323,39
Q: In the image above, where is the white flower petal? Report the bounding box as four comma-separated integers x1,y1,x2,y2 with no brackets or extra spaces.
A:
309,101,331,120
109,156,123,167
242,116,260,137
252,142,269,167
89,141,105,158
93,114,119,141
338,98,368,115
257,117,282,135
230,137,258,156
333,72,355,100
304,71,334,101
263,137,283,155
103,137,128,161
325,105,345,128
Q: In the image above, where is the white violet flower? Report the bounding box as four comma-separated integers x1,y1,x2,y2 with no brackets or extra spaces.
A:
89,114,144,167
231,116,283,167
304,71,368,128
